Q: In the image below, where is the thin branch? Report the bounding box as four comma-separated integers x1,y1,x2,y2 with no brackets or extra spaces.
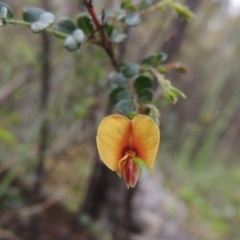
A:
83,0,118,70
6,19,67,38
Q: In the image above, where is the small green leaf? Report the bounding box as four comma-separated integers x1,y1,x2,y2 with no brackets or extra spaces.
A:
0,127,17,146
77,14,94,35
171,3,194,22
124,13,141,26
116,99,135,115
0,2,14,26
105,24,114,38
108,71,128,85
127,112,137,120
137,88,153,104
134,157,151,170
115,73,128,84
64,35,80,51
109,87,124,104
133,75,152,93
142,52,167,66
119,62,139,78
72,29,85,43
111,31,127,43
23,7,54,33
110,87,131,104
0,2,14,19
116,9,127,20
23,7,45,23
156,66,168,73
121,0,137,11
105,24,126,43
176,65,188,74
156,73,186,104
55,18,77,37
143,104,160,126
140,0,153,10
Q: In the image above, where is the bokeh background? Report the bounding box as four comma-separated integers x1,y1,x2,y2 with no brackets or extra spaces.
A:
0,0,240,240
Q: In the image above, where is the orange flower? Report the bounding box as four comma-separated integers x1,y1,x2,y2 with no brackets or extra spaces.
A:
96,115,160,188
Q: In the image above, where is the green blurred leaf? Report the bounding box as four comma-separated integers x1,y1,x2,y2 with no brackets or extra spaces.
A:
171,2,194,22
121,0,137,11
64,35,80,51
110,87,124,104
105,24,126,43
176,65,188,74
119,62,139,78
105,24,114,38
134,157,151,170
133,75,152,93
115,72,128,84
116,99,135,115
23,7,54,33
143,104,160,126
156,72,186,104
0,2,14,26
124,13,141,26
156,66,168,73
110,87,131,104
55,18,77,37
142,52,167,66
23,7,45,23
0,127,17,146
137,88,153,104
127,112,137,120
140,0,153,10
111,31,127,43
77,14,94,35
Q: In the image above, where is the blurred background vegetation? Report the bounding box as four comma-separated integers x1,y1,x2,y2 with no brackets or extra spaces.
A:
0,0,240,240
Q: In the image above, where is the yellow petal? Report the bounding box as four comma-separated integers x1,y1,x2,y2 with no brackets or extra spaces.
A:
131,115,160,168
96,115,131,171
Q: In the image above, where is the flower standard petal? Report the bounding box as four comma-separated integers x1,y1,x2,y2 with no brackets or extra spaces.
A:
131,115,160,168
96,115,131,171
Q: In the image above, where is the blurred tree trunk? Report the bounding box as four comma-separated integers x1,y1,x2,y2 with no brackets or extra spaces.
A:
30,0,52,239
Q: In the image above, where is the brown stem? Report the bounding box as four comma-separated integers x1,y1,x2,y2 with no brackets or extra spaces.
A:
83,0,118,70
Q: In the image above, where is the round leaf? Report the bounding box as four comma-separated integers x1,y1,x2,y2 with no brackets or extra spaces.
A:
124,13,141,26
0,2,14,20
119,62,139,78
39,12,54,25
111,30,126,43
109,87,131,104
142,52,167,66
115,99,135,115
77,14,94,35
137,88,153,104
133,76,152,93
23,7,45,23
64,35,79,52
55,18,77,37
72,29,85,43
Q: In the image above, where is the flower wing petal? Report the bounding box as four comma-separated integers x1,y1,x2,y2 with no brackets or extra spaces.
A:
96,115,131,171
132,115,160,168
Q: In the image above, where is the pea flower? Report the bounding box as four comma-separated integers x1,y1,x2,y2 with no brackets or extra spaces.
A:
96,115,160,188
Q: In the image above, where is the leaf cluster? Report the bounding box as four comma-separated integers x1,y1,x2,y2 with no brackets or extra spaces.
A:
0,0,193,124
